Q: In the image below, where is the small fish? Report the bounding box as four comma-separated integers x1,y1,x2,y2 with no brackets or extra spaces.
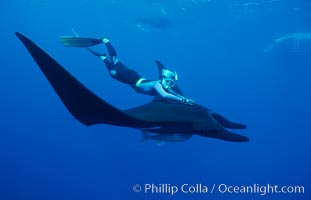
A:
141,131,193,145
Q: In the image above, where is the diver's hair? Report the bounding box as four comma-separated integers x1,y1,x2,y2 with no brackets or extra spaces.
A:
162,69,178,80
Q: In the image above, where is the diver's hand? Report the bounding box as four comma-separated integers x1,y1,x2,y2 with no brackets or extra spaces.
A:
181,98,196,106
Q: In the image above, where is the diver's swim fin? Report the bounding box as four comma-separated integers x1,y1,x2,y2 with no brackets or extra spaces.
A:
59,36,103,47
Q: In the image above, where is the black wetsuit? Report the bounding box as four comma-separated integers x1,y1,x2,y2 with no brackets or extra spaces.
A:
100,43,193,104
103,42,144,88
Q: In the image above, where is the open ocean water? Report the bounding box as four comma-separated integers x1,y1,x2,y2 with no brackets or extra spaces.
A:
0,0,310,199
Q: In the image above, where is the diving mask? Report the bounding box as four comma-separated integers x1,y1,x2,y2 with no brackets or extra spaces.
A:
161,69,178,89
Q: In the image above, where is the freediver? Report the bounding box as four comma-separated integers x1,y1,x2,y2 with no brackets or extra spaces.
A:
84,38,195,105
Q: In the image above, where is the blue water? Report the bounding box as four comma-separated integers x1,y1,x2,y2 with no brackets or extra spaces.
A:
1,0,310,199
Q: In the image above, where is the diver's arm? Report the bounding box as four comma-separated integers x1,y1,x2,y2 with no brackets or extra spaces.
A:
154,82,195,105
154,82,183,102
166,88,184,98
165,86,196,105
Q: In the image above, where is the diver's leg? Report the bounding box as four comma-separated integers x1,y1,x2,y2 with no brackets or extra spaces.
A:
87,45,119,78
112,62,142,86
101,39,141,85
88,38,117,60
102,38,117,60
99,55,116,76
99,54,140,85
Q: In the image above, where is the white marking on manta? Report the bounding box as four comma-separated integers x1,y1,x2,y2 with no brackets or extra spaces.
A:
136,24,151,32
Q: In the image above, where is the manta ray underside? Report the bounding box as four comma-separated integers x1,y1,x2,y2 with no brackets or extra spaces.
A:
15,32,249,142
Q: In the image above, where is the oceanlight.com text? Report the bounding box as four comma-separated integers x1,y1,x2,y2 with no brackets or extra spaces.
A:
133,183,305,196
218,183,304,195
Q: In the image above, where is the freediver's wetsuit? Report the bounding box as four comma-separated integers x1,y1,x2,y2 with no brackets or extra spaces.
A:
98,41,195,105
101,42,150,90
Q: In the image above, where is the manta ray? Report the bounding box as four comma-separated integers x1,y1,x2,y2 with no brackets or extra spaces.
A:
265,32,311,53
135,17,172,32
15,32,249,143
